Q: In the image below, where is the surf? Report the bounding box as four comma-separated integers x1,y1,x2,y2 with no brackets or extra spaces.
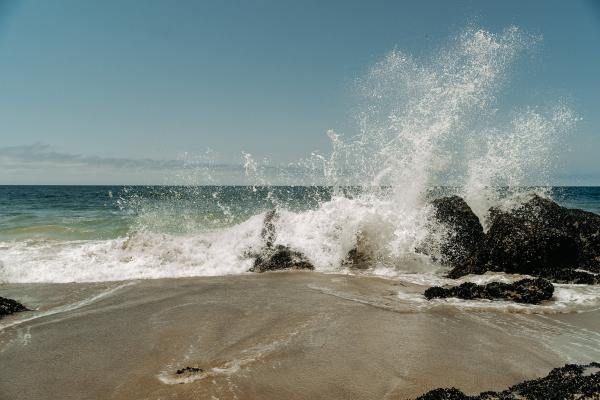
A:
0,26,585,314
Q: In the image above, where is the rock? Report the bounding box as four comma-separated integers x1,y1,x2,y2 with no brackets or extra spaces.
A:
261,209,278,249
342,247,370,269
249,209,315,273
447,195,600,284
414,362,600,399
546,269,598,285
415,388,469,400
250,245,315,273
424,278,554,304
175,366,204,375
342,232,372,269
0,297,28,319
428,196,485,270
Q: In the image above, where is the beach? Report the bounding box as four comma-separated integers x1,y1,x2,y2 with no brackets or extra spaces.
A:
1,271,598,400
1,5,600,398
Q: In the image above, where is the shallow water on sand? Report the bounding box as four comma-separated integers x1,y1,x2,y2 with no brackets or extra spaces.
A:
0,272,599,400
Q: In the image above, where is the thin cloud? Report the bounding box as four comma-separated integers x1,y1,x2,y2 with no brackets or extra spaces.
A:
0,143,324,185
0,143,242,171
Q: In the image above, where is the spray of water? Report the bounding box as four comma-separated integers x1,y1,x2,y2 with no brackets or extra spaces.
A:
315,27,550,201
268,26,576,266
0,26,580,295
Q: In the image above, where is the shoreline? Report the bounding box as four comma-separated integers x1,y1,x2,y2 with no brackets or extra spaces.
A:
1,271,597,399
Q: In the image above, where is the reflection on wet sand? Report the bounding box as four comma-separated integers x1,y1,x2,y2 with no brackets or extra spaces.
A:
0,271,598,400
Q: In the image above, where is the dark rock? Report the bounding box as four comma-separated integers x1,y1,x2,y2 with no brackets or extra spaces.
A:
175,366,204,375
424,278,554,304
342,247,370,269
261,209,278,249
0,297,28,319
415,388,469,400
250,244,315,273
415,362,600,400
447,195,600,284
342,232,372,269
428,196,485,270
249,210,315,273
547,269,598,285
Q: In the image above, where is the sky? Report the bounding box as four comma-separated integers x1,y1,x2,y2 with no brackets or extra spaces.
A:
0,0,599,185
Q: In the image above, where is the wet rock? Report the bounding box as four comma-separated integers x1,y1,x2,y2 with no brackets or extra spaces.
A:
175,366,204,375
261,209,278,249
342,247,370,269
342,232,372,269
447,195,600,284
249,209,315,273
414,362,600,399
429,196,485,269
415,388,469,400
0,297,28,319
250,245,315,273
424,278,554,304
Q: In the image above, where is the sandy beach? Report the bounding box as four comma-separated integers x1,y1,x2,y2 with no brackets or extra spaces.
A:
1,271,598,400
2,1,600,398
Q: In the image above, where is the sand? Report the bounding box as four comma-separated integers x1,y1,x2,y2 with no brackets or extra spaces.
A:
0,271,598,400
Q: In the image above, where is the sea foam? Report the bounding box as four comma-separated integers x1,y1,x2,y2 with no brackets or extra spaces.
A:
0,26,587,312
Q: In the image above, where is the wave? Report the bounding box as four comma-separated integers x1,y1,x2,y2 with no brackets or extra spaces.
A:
0,26,587,313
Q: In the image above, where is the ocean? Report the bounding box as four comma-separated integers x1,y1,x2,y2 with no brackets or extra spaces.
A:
1,25,598,312
1,185,600,291
2,25,600,399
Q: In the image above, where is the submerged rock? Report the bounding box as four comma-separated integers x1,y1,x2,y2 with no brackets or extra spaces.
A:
430,196,485,269
0,297,28,319
175,366,204,375
250,245,315,273
414,362,600,399
445,195,600,284
424,278,554,304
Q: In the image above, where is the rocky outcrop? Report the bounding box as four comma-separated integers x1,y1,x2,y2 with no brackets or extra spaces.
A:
261,209,277,249
342,231,372,270
424,278,554,304
414,362,600,399
250,244,315,272
458,195,600,282
342,247,370,269
430,194,600,284
249,210,315,273
430,196,485,268
0,297,28,319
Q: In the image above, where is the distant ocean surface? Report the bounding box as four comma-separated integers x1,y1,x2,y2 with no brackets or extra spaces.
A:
0,186,332,241
1,186,599,242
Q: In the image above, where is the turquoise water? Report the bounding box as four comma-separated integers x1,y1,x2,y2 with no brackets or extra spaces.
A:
0,186,334,241
2,185,600,288
1,186,598,242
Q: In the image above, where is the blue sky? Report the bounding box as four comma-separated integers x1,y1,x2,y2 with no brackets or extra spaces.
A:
0,0,599,184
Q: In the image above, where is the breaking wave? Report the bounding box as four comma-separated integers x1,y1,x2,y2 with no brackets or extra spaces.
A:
1,26,589,312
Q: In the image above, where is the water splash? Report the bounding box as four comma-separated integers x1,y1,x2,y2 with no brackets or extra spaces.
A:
0,26,580,305
280,25,576,262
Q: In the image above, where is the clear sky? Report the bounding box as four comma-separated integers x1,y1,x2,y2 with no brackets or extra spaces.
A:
0,0,599,185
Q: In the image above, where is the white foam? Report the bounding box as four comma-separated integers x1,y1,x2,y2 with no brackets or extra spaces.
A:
0,26,589,314
0,281,137,332
0,214,265,283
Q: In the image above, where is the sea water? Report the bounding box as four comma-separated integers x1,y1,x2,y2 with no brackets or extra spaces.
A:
1,26,598,312
0,185,598,280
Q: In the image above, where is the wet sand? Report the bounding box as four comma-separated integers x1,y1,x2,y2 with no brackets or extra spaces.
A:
0,271,598,400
